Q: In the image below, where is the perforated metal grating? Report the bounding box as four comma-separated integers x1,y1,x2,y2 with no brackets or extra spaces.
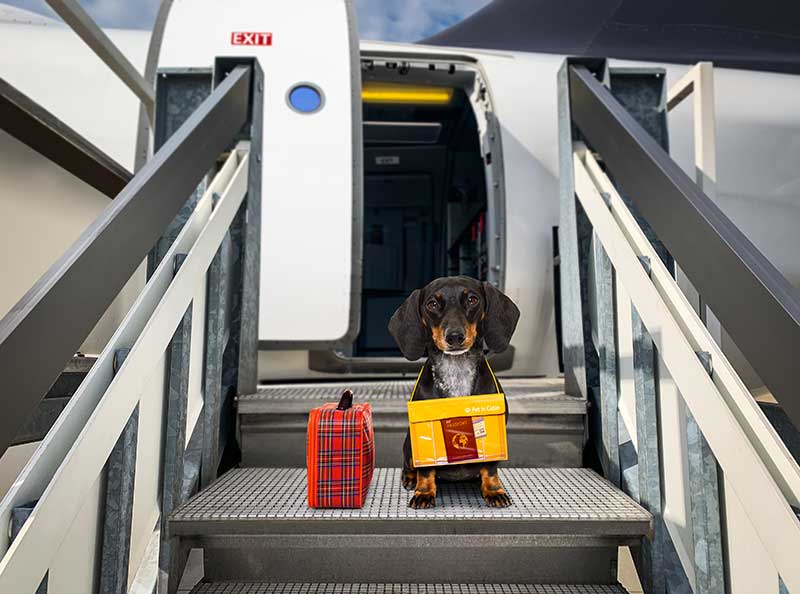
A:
242,378,572,402
171,467,649,526
190,584,629,594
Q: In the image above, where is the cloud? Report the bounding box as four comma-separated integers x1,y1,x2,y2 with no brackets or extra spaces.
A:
2,0,159,29
356,0,490,42
2,0,490,37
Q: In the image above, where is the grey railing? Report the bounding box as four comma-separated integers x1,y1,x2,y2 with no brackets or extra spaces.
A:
0,63,254,458
559,58,800,594
564,62,800,433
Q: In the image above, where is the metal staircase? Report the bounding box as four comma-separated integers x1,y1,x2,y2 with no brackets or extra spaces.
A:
237,378,586,468
1,16,800,592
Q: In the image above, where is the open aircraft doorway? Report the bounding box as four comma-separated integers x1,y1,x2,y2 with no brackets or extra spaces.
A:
353,55,503,359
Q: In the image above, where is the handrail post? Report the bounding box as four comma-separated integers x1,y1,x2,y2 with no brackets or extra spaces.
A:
557,58,606,400
665,62,726,594
201,57,263,487
0,64,250,458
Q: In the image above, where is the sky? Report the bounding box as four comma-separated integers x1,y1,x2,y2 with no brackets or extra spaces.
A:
2,0,490,41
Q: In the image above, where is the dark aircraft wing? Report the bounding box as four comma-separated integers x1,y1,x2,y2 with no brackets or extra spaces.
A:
423,0,800,74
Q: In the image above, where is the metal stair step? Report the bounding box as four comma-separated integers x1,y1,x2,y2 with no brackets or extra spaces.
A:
169,468,650,584
189,583,630,593
238,378,586,468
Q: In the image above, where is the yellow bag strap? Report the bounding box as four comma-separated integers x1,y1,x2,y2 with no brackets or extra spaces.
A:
410,357,499,400
485,358,500,393
410,365,425,401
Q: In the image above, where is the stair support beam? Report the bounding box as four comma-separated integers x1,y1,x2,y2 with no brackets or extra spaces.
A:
591,233,621,487
158,253,193,594
98,348,137,594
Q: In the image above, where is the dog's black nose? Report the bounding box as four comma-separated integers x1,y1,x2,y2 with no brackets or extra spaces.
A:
446,331,465,347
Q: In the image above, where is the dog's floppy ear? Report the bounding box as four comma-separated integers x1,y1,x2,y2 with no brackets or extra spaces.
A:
388,289,427,361
482,282,520,353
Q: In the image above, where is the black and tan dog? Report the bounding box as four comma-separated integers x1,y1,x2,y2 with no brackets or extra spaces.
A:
388,275,520,509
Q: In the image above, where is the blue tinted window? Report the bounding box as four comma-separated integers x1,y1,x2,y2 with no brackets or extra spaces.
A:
289,85,323,113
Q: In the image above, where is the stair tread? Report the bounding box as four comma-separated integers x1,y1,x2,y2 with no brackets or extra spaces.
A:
189,584,630,593
239,377,585,416
170,467,650,537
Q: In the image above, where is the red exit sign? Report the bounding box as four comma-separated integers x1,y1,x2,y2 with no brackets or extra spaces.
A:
231,32,272,46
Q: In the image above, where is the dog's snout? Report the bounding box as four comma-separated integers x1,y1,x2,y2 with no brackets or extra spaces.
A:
445,330,465,347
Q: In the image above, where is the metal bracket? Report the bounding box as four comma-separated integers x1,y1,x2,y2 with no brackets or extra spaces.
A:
638,255,652,277
696,351,713,376
112,348,131,375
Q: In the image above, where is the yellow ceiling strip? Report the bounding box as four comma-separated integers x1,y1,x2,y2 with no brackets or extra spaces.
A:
362,82,453,105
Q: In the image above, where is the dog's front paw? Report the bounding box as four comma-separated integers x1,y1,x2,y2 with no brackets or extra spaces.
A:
482,491,511,508
408,491,436,509
402,470,416,491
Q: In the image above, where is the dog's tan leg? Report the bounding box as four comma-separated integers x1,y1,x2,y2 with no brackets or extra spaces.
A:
480,466,511,507
408,467,437,508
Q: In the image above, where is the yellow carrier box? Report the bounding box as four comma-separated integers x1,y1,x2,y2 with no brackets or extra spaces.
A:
407,364,508,468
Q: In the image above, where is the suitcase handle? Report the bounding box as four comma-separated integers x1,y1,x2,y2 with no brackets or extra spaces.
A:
337,389,354,411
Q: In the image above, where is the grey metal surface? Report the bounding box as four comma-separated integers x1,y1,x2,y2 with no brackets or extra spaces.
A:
44,0,155,119
556,59,588,400
0,76,132,197
238,377,586,468
160,295,193,594
591,235,620,487
0,65,251,458
191,584,629,593
202,230,233,488
10,503,48,593
240,377,580,408
99,349,137,594
240,413,584,469
170,467,650,536
569,63,800,432
686,411,724,594
631,309,665,594
201,541,620,585
232,60,264,397
150,69,213,274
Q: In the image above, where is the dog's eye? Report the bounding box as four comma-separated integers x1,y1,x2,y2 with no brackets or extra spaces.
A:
425,300,439,311
467,294,479,306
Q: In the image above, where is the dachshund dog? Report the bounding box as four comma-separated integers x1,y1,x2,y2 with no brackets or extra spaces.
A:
388,276,520,509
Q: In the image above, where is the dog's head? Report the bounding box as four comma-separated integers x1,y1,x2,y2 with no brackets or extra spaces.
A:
388,276,520,361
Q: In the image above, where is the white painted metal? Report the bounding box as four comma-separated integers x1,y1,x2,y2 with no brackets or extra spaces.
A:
667,62,717,186
0,148,242,559
0,150,249,590
158,0,359,344
574,149,800,592
614,284,637,448
0,151,248,591
584,150,800,507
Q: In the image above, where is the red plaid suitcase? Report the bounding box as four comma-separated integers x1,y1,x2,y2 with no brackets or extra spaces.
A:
306,389,375,508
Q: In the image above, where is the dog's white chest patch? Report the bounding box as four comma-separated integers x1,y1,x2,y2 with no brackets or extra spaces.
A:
432,356,477,398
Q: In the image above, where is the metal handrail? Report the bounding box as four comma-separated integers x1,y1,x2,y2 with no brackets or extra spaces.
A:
568,64,800,432
573,143,800,594
0,65,252,458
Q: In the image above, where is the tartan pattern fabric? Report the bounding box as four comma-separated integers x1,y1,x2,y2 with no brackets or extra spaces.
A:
307,402,374,508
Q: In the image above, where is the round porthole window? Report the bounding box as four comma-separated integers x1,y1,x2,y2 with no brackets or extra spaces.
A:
287,83,324,114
